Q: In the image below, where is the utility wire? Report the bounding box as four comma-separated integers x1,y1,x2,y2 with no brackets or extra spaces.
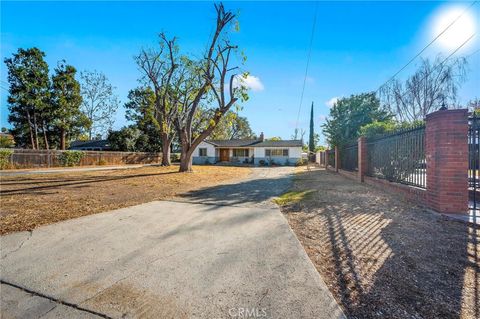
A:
393,33,475,102
376,1,478,93
294,1,318,139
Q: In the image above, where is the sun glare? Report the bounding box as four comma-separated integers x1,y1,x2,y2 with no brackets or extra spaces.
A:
432,6,477,50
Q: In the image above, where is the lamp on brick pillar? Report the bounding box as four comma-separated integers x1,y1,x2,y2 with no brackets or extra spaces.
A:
425,108,469,214
358,136,367,182
334,146,339,172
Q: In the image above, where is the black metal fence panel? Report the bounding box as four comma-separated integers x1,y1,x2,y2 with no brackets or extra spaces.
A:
341,143,358,171
469,114,479,211
366,125,426,189
327,150,335,167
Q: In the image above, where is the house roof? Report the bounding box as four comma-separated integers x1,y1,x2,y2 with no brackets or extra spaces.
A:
205,139,302,148
69,139,110,149
254,140,303,147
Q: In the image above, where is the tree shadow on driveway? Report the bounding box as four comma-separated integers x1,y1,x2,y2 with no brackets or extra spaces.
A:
178,169,294,208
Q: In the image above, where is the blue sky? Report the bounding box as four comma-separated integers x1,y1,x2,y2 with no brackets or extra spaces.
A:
1,1,479,144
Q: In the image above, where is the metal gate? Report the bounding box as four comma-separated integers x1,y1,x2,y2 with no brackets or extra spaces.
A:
469,113,479,211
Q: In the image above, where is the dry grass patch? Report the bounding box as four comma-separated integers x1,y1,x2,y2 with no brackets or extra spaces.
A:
0,165,251,234
280,167,479,319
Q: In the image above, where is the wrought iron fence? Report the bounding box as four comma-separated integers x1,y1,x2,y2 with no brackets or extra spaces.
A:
366,124,426,189
341,143,358,171
469,114,479,210
327,150,335,167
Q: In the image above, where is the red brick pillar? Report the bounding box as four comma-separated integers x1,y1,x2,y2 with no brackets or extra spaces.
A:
426,109,469,214
358,137,367,182
335,146,339,172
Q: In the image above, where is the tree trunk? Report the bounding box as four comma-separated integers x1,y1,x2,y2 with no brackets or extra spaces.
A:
161,133,171,166
179,148,193,172
26,112,35,149
43,126,49,150
33,113,39,150
60,128,66,150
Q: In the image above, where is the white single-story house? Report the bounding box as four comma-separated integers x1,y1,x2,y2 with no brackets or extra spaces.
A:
192,134,303,166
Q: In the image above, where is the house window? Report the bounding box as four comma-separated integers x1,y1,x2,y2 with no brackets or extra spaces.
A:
265,149,289,157
233,149,249,157
199,148,207,157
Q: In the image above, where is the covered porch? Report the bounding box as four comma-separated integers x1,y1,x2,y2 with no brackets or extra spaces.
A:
216,147,254,164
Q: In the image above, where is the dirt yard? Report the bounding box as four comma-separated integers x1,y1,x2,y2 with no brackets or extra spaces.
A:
279,167,479,319
0,165,251,235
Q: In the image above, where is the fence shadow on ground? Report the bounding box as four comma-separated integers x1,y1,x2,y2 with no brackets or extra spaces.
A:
282,169,478,319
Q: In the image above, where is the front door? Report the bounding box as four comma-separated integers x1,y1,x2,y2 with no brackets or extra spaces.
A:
220,149,229,162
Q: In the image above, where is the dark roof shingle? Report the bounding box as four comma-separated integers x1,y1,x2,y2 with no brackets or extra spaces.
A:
205,139,302,148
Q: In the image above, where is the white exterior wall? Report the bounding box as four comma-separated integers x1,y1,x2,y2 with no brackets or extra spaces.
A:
254,147,302,158
192,141,216,157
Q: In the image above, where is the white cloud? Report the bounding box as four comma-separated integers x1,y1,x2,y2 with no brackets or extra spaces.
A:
325,97,339,108
318,114,327,121
233,75,264,92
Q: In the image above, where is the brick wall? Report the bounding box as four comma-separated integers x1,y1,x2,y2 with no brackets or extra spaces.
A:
333,108,469,214
425,109,469,214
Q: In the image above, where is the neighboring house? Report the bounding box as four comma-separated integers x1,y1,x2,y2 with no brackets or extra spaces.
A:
69,140,111,151
192,133,302,166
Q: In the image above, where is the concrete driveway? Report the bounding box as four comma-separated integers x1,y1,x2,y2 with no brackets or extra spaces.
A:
1,167,344,319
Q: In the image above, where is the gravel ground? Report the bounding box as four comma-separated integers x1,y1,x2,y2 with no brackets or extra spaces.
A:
280,167,479,319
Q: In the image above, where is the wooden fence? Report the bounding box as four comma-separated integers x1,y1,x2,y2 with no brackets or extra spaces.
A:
5,149,162,169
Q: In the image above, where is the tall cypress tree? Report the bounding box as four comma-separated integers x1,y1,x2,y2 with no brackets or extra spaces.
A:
308,101,315,153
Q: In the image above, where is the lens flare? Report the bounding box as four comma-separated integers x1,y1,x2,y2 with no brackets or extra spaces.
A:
432,6,477,50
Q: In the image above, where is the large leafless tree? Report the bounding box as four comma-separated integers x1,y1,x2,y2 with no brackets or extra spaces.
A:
135,34,178,166
80,70,120,139
171,3,248,172
380,56,467,122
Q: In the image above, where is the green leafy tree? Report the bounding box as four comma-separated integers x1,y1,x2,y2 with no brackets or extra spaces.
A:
267,137,282,141
322,92,391,147
51,61,90,149
206,111,255,140
107,126,143,152
5,48,51,149
124,87,162,152
308,102,315,154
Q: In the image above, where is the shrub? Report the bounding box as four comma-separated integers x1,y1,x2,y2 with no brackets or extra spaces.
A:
285,159,290,166
171,153,180,162
0,136,14,148
295,159,307,166
58,150,85,167
0,149,13,170
204,158,210,165
97,159,107,166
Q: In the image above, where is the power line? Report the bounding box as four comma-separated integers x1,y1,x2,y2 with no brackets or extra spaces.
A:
391,33,475,103
376,1,478,93
294,1,318,139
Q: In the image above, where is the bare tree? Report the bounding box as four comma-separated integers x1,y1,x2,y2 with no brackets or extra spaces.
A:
380,55,467,122
135,33,178,166
80,70,120,139
171,3,248,172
